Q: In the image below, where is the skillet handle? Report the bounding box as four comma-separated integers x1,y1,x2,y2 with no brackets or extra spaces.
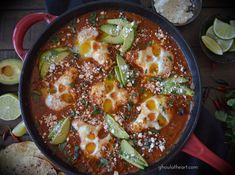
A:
182,134,234,174
12,13,57,60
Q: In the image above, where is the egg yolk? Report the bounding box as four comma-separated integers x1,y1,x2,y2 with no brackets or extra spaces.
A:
104,79,115,93
146,99,156,111
152,43,161,57
148,113,156,121
140,90,153,102
149,63,158,75
79,41,91,55
103,99,113,113
87,133,96,140
158,114,167,127
86,142,96,154
60,93,74,103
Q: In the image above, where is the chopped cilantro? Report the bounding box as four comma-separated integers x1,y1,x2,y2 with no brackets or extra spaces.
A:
58,142,67,155
81,99,88,107
99,158,109,167
167,55,173,61
68,18,77,34
70,82,75,88
92,106,101,115
88,12,97,26
150,128,160,134
107,73,114,80
168,99,174,107
127,101,134,111
73,145,79,160
49,34,60,44
69,110,76,117
31,91,41,103
139,87,145,94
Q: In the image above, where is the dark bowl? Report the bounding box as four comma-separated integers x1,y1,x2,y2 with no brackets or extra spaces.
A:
151,0,202,26
200,14,235,63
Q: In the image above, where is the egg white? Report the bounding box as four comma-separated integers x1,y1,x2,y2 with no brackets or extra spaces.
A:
131,95,170,132
72,120,112,158
136,45,173,77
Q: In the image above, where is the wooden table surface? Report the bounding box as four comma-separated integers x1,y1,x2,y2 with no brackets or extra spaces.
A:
0,0,235,166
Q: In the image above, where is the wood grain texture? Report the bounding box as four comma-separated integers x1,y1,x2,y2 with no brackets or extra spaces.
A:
0,0,44,10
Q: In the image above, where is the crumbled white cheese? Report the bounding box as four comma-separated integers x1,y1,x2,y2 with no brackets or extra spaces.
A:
153,0,194,24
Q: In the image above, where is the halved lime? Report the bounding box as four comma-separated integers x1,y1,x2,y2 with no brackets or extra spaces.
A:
201,35,223,55
12,121,27,137
49,117,71,144
213,18,235,39
206,26,233,52
0,93,21,121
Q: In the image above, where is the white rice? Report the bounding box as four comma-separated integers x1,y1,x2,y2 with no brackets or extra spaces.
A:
153,0,194,24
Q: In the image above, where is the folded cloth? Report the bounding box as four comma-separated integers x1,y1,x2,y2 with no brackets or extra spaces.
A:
44,1,228,174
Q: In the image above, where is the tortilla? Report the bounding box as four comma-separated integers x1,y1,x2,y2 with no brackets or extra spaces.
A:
0,141,57,175
0,156,57,175
0,141,45,160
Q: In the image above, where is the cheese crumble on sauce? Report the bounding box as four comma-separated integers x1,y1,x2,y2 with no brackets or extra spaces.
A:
30,10,194,175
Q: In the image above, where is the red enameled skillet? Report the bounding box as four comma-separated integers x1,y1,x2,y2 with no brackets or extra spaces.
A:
12,1,234,174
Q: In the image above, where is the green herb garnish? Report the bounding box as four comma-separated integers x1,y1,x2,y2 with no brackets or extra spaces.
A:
99,158,109,167
127,101,134,111
92,105,101,115
88,12,97,26
68,18,77,34
31,90,41,103
81,99,88,107
49,34,60,44
167,55,173,61
73,145,79,160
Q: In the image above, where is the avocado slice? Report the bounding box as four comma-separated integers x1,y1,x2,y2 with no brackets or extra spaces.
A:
105,114,129,139
101,19,137,53
107,18,130,26
116,54,128,86
120,140,148,169
0,59,22,85
102,35,124,44
39,48,70,79
100,24,121,36
119,26,135,53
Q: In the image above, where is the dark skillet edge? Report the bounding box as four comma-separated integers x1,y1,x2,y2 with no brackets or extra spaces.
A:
18,0,202,175
199,14,235,63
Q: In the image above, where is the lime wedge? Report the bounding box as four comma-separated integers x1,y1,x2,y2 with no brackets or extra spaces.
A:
213,18,235,39
229,40,235,52
0,94,21,121
201,35,223,55
230,20,235,27
12,121,27,137
49,117,71,144
228,20,235,52
206,26,233,52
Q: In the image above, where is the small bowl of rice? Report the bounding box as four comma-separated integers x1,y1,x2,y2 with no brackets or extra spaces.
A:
152,0,202,26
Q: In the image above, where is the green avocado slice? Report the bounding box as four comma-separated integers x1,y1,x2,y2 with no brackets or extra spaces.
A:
0,58,22,85
39,48,70,79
